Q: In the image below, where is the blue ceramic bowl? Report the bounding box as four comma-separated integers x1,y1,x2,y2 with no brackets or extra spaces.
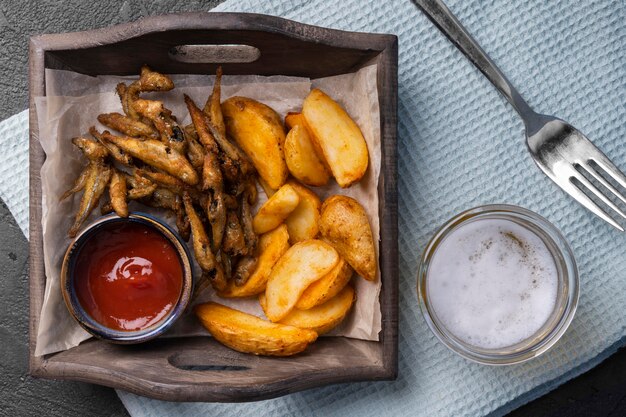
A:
61,213,193,344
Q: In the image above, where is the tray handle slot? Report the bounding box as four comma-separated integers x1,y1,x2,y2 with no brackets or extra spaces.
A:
168,351,251,372
169,44,261,64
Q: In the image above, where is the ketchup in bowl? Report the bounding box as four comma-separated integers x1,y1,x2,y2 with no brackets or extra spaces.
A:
62,214,192,343
74,222,183,331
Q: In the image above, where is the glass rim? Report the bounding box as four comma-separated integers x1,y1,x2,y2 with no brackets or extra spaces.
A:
417,204,579,365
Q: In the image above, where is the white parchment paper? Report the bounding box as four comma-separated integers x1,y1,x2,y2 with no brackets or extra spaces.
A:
34,65,381,357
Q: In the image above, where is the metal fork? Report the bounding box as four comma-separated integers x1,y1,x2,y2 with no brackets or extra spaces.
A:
414,0,626,231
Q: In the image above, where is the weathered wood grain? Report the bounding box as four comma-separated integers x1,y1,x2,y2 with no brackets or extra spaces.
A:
29,12,398,402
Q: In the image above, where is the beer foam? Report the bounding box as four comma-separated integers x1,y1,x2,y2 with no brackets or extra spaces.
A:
427,218,558,350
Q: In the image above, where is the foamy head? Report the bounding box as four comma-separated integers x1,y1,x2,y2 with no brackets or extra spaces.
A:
426,218,558,350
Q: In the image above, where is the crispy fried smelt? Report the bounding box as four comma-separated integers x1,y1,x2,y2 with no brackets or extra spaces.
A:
222,210,246,256
233,256,258,286
207,193,226,251
136,65,175,92
60,168,89,201
102,132,199,185
116,83,130,116
90,127,133,165
97,113,157,138
185,94,220,154
109,170,128,217
121,66,175,120
176,208,191,242
185,128,205,171
202,151,223,192
205,115,254,176
125,173,157,199
72,136,109,161
132,99,187,155
147,187,179,211
183,193,227,291
68,162,112,237
241,186,258,253
203,66,226,138
134,168,204,202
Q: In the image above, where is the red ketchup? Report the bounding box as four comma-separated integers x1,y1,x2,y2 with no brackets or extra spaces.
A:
74,222,183,331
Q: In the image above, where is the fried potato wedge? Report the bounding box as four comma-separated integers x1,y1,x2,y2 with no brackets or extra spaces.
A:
260,285,355,334
302,89,369,187
319,195,377,281
195,302,317,356
285,124,330,186
284,181,321,243
218,224,290,298
222,97,288,189
284,112,306,130
252,184,300,234
264,240,338,322
296,257,353,309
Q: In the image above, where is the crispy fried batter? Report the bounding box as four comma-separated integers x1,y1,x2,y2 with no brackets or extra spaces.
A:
60,168,89,201
68,161,112,237
72,136,109,161
183,193,227,291
109,170,128,217
202,151,223,192
97,113,157,138
203,66,226,138
185,128,206,171
206,192,226,251
222,210,246,256
241,186,258,254
101,132,199,185
233,256,258,286
90,127,133,165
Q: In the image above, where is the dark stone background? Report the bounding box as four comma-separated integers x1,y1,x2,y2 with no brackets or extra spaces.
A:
0,1,624,416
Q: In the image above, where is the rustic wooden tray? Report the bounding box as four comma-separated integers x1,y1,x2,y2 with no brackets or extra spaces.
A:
29,12,398,402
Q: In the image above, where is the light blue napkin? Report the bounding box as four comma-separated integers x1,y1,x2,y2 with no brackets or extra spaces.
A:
3,0,624,416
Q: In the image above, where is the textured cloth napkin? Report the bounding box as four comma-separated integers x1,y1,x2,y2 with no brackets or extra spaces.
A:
2,0,624,416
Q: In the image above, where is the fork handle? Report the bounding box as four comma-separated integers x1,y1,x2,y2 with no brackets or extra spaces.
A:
414,0,538,124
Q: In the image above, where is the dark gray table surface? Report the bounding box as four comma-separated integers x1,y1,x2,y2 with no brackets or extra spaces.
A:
1,1,624,416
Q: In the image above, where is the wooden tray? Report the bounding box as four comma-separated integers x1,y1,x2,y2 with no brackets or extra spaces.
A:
28,12,398,402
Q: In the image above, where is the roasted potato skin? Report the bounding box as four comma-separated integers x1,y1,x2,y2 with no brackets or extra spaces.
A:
260,285,355,335
252,184,300,234
195,302,317,356
217,224,290,298
319,195,377,281
284,180,321,243
264,239,339,322
222,97,288,190
284,124,330,186
296,257,353,309
302,89,369,187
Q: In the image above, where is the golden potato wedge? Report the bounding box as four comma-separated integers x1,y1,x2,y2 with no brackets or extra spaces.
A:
195,302,317,356
260,285,355,335
285,124,330,186
264,240,339,322
253,184,300,234
302,89,369,187
284,112,306,130
319,195,377,281
285,112,331,173
217,225,290,298
296,257,353,309
284,180,321,243
222,97,288,189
